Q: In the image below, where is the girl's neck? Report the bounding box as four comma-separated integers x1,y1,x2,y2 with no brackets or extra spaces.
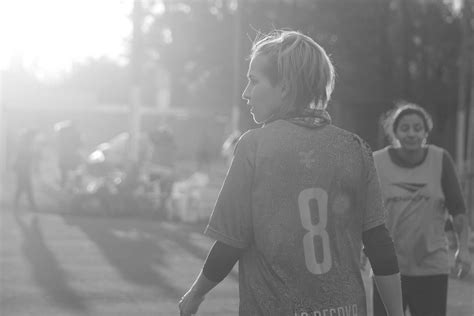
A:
394,146,426,165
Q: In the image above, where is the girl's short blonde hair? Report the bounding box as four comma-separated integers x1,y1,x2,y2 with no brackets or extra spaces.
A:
250,30,335,112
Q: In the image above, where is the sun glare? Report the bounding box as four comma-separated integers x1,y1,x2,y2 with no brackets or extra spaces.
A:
0,0,132,80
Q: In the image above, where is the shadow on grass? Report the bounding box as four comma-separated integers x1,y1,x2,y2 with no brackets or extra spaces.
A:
14,213,89,312
158,221,239,282
60,214,234,301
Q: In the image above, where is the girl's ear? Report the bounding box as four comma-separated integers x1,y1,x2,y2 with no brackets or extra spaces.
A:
393,138,401,148
422,132,429,145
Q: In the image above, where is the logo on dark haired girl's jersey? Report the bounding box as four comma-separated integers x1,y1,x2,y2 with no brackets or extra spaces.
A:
391,182,427,193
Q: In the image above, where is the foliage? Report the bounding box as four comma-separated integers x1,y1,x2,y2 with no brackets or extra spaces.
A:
143,0,236,113
28,0,463,150
382,0,462,152
241,0,464,150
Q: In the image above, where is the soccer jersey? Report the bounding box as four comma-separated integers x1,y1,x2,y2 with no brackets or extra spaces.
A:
373,145,449,276
205,119,386,316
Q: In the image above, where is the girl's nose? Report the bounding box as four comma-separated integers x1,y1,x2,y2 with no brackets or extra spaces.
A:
410,128,418,135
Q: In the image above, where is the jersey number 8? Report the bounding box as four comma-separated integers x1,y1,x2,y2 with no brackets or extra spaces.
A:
298,188,332,274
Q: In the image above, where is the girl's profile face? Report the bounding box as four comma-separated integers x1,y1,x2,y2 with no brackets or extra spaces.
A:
241,54,285,124
394,113,428,151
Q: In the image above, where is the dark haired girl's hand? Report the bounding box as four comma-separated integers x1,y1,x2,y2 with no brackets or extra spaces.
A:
454,249,471,279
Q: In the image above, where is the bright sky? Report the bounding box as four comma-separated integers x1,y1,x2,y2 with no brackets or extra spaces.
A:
0,0,133,80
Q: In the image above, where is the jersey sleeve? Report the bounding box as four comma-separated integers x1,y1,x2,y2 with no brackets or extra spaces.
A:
359,140,386,231
204,132,256,249
441,149,467,216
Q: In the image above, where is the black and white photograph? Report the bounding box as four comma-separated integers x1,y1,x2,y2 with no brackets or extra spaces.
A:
0,0,473,315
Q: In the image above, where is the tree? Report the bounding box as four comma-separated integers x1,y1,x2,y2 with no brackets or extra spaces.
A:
144,0,236,113
386,0,462,153
138,0,465,151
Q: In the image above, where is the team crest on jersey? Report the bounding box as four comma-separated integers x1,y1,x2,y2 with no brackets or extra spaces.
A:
299,150,317,168
332,194,350,215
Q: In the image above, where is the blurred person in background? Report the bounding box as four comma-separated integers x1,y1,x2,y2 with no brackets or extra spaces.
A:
373,103,471,316
147,126,177,212
54,120,83,189
196,125,214,172
179,30,403,316
13,128,39,211
148,126,176,170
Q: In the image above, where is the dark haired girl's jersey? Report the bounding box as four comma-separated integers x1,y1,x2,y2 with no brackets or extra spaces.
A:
373,145,466,276
205,119,386,316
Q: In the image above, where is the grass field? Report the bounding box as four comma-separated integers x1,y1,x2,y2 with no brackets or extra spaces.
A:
1,161,473,316
1,207,473,316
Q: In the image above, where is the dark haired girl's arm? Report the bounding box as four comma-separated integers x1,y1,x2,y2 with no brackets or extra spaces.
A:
441,150,471,278
442,150,467,216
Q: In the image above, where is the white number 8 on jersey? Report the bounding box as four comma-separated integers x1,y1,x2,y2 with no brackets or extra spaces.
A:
298,188,332,274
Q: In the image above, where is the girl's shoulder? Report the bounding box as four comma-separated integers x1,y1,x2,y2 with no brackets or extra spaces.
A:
373,146,390,158
426,144,444,154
